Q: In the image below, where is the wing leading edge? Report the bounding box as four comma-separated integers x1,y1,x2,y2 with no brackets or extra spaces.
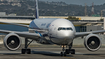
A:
0,21,29,28
75,30,105,38
0,29,41,39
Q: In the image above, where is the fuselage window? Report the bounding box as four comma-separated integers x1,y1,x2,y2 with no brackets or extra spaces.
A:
58,27,73,31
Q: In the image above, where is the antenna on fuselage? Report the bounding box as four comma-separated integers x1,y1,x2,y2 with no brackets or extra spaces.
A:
35,0,39,19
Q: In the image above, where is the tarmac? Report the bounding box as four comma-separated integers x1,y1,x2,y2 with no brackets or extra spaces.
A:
0,34,105,59
0,44,105,59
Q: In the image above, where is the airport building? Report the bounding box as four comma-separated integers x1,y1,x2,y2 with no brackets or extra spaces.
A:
72,20,103,32
39,16,104,32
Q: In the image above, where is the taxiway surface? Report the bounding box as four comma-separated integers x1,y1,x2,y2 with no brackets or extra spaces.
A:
0,45,105,59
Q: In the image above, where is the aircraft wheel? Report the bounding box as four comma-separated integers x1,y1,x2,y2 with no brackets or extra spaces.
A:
61,52,63,56
65,49,70,54
64,52,67,56
21,49,31,54
21,49,26,54
71,49,75,54
27,49,31,54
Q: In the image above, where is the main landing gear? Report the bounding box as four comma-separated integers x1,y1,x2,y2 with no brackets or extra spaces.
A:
21,38,33,54
61,45,75,56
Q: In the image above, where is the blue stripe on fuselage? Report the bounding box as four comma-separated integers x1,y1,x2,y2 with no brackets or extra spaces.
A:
35,31,42,37
29,18,58,29
29,20,39,29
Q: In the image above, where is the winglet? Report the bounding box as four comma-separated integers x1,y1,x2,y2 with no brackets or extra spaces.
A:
35,0,39,19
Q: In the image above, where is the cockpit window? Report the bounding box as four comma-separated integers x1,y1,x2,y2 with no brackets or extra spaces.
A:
67,28,73,30
58,27,73,31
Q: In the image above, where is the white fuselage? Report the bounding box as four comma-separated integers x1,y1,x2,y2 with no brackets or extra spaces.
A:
29,18,76,45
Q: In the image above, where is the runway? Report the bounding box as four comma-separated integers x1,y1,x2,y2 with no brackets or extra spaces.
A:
0,45,105,59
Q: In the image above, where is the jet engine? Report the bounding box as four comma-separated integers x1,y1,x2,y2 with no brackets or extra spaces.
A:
3,33,21,51
84,34,101,52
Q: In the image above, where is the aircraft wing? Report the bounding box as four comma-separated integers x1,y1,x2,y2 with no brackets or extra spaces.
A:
0,21,29,28
0,21,48,32
0,29,41,39
75,30,105,38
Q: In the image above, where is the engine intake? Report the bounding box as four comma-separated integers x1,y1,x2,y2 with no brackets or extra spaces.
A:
4,33,21,51
84,34,101,52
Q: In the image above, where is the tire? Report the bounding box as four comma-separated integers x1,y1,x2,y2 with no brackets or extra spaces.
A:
61,52,63,56
27,49,31,54
64,52,66,56
65,49,70,54
21,49,31,54
21,49,26,54
71,49,75,54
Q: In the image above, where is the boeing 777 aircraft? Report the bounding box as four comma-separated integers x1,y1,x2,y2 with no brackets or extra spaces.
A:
0,0,104,56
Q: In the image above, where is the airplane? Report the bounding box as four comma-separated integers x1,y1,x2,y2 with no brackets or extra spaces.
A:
0,0,104,56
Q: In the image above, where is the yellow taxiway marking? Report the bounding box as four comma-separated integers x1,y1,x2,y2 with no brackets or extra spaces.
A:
64,57,76,59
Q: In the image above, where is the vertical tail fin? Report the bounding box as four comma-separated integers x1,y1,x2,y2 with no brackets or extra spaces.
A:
35,0,39,19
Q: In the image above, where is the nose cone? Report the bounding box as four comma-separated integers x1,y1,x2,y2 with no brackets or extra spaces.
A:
51,31,75,45
57,31,75,39
56,31,75,45
64,31,72,37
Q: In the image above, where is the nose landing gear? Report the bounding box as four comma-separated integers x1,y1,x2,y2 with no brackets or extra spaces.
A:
61,45,66,56
61,44,75,56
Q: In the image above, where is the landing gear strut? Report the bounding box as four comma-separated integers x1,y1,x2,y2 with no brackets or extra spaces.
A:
61,43,75,56
21,38,33,54
61,45,66,56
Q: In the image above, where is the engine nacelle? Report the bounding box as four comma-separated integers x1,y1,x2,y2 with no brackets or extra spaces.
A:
84,34,101,52
4,33,21,51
